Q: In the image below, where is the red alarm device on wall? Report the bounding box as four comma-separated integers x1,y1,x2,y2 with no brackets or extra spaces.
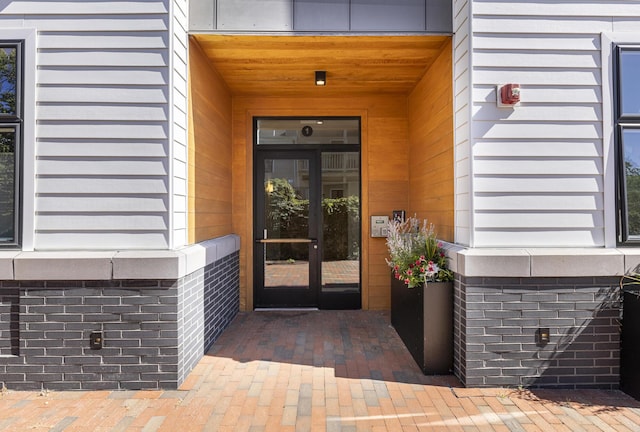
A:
498,83,521,106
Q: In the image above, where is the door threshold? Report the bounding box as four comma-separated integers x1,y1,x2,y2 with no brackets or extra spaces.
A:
254,307,319,311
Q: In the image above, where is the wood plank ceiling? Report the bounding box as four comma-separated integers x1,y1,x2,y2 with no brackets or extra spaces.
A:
191,35,450,97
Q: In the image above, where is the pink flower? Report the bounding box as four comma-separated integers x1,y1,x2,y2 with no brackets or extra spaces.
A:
407,269,413,276
404,278,410,285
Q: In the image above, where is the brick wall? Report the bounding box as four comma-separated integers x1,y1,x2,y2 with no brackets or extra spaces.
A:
454,276,621,389
204,252,240,353
178,268,204,386
0,252,239,391
178,251,240,384
0,280,180,391
0,289,19,356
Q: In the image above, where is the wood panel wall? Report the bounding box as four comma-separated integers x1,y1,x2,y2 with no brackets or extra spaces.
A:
188,39,234,243
190,37,452,311
232,95,409,311
408,39,454,241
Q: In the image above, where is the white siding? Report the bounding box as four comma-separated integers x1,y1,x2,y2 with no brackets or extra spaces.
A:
0,1,173,250
171,0,189,248
464,0,637,247
453,0,472,246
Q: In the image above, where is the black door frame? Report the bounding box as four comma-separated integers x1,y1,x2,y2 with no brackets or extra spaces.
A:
252,116,362,310
253,150,321,308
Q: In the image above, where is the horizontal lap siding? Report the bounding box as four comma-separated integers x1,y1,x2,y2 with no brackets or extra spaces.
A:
0,1,173,249
468,0,637,247
172,0,189,248
454,0,471,245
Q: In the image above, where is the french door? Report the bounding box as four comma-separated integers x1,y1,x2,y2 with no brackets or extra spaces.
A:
253,118,361,309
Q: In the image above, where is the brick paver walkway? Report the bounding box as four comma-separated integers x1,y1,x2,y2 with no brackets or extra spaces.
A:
265,260,359,288
1,310,640,431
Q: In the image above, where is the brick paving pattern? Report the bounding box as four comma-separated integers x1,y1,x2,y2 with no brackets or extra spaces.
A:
265,261,309,288
1,310,640,431
266,260,359,288
322,261,359,286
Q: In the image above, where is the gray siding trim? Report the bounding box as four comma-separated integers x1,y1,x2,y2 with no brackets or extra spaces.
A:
189,0,453,34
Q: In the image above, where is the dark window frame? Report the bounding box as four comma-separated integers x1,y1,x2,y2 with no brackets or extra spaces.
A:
0,40,23,249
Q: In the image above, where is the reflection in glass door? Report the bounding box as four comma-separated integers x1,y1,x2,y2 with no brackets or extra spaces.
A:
320,151,361,309
254,152,319,308
254,118,361,310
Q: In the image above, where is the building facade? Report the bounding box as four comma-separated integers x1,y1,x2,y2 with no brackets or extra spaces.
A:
0,0,639,390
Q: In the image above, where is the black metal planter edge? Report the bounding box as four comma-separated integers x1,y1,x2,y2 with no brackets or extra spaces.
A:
390,275,454,375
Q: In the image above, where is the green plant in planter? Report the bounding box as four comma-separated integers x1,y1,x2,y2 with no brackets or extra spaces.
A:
386,216,453,288
621,265,640,296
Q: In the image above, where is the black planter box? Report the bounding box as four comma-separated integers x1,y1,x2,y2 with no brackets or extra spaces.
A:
622,290,640,400
390,276,453,374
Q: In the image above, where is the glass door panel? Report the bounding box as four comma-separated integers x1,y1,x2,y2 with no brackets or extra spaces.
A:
265,242,309,290
255,152,319,307
320,152,361,308
254,117,361,310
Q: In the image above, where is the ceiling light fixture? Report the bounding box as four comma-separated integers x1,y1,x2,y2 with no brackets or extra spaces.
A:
315,70,326,86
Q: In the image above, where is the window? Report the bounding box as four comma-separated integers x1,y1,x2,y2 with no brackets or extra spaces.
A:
256,118,361,146
0,42,22,248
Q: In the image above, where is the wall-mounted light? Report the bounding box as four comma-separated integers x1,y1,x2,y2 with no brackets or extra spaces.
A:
315,71,326,86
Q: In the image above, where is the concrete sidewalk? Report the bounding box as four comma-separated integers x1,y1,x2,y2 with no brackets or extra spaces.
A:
1,310,639,431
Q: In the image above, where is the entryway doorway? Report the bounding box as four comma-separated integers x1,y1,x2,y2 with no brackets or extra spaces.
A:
253,118,361,309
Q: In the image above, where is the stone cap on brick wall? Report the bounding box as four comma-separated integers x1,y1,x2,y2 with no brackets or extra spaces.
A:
0,234,240,280
440,243,640,278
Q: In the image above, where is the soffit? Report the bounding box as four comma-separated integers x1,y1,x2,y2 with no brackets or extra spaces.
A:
191,34,450,97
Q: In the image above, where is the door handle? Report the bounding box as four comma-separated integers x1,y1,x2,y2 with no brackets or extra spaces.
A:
256,238,316,244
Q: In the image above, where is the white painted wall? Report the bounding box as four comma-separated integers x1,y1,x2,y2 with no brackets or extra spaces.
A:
0,1,176,250
456,0,640,248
